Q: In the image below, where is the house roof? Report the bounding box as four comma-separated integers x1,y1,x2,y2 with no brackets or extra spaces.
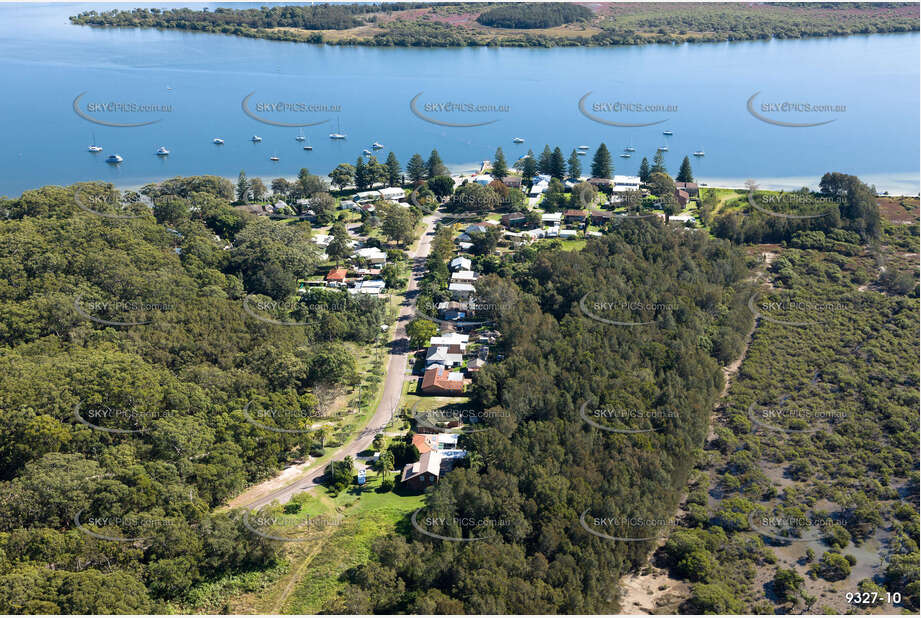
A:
451,270,477,280
449,283,476,293
590,209,613,218
450,257,472,270
563,209,587,217
326,268,348,281
411,433,433,454
401,450,442,482
430,333,469,347
421,367,465,393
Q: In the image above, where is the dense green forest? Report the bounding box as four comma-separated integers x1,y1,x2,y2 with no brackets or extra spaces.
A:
69,2,919,48
475,3,593,29
328,222,757,612
0,178,383,611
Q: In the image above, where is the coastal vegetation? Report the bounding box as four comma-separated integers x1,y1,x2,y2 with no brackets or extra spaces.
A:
0,177,392,611
69,2,919,48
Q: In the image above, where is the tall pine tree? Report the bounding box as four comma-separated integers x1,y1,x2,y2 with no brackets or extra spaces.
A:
568,150,582,180
638,157,651,183
426,149,447,179
406,153,427,184
591,143,613,178
521,150,537,185
385,152,402,186
676,156,694,183
651,151,667,175
549,147,566,180
538,145,553,175
492,147,509,179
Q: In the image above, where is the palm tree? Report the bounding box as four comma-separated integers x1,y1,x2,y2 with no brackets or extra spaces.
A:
466,451,483,472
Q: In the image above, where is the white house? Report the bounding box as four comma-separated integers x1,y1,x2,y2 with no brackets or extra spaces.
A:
353,247,387,265
349,279,386,295
430,332,469,350
541,212,562,226
559,229,578,238
465,223,491,235
530,180,549,197
613,175,642,192
354,190,382,203
473,175,493,186
379,187,406,201
313,234,333,248
449,282,476,300
450,257,472,271
451,270,478,284
457,242,474,251
425,345,464,369
339,200,359,211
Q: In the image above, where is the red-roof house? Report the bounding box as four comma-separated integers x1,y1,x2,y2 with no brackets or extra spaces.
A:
325,268,348,282
420,367,465,395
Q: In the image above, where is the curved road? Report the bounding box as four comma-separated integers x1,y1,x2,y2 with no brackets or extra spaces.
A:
228,211,441,510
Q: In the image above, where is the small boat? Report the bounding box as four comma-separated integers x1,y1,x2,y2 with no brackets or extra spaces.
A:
362,149,372,156
251,135,262,142
512,137,524,143
693,150,705,157
269,154,279,161
296,129,305,142
371,142,383,149
156,146,170,156
329,117,346,140
304,144,313,151
624,145,636,152
88,132,102,152
213,138,224,145
577,145,589,150
106,154,123,163
620,153,631,158
657,145,668,152
663,130,673,136
576,150,587,156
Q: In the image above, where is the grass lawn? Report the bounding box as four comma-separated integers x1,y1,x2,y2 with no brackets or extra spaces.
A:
700,187,746,216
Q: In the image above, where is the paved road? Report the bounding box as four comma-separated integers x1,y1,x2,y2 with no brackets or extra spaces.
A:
229,212,441,510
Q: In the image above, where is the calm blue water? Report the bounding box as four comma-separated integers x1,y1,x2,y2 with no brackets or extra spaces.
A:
0,2,918,197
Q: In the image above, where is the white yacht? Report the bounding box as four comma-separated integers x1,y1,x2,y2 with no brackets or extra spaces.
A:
620,153,631,158
662,130,674,136
269,153,279,161
693,149,705,157
106,154,123,163
251,135,262,142
372,141,383,149
213,138,224,145
156,146,170,156
577,145,589,150
329,118,346,139
657,145,669,152
362,148,372,155
512,137,524,143
88,132,102,152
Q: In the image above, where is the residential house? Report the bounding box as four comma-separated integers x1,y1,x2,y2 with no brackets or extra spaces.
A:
675,182,699,197
379,187,406,201
411,433,433,455
541,212,562,227
502,176,522,189
429,332,469,351
325,268,348,284
473,175,493,186
590,210,613,225
613,175,642,191
465,223,491,235
451,270,477,284
339,200,358,211
425,344,464,369
587,178,613,189
354,190,382,203
449,256,472,271
352,279,386,295
449,282,476,300
675,188,690,208
353,247,387,265
529,180,549,197
400,450,442,490
563,209,587,224
501,212,527,228
421,367,465,395
559,229,578,238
